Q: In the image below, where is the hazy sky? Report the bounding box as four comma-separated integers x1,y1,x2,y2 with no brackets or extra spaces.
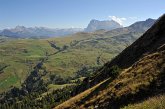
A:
0,0,164,29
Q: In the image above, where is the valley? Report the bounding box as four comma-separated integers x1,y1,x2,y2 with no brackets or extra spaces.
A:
0,15,163,109
0,18,154,93
1,0,164,109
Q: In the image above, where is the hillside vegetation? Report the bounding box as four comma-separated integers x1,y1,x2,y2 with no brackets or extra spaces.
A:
0,18,156,109
122,94,165,109
0,18,153,93
0,33,116,92
54,14,165,109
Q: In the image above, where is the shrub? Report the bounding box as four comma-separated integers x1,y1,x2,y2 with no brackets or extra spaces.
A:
108,65,121,78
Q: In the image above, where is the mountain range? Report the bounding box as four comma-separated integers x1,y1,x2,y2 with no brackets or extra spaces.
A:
0,18,155,38
0,26,83,38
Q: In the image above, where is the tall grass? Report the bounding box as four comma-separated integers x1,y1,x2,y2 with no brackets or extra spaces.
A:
122,95,165,109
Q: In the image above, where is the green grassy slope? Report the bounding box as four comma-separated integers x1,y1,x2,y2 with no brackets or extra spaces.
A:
0,32,119,93
0,39,55,92
0,21,149,93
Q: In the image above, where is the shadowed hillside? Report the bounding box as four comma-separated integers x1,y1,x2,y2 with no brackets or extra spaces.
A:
55,14,165,109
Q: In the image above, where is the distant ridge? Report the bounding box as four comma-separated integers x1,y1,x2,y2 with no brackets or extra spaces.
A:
0,26,83,38
0,19,156,38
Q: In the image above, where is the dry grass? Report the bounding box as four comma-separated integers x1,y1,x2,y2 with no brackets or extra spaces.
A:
54,78,110,109
122,95,165,109
54,50,165,109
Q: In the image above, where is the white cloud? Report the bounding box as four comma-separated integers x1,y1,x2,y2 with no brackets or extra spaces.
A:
109,16,127,25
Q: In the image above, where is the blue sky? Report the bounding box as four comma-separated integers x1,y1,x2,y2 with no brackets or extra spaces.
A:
0,0,164,29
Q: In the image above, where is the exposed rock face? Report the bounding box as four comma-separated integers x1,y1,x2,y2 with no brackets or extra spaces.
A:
85,19,122,32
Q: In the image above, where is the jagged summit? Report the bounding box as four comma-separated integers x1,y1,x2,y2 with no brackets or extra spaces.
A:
85,19,122,32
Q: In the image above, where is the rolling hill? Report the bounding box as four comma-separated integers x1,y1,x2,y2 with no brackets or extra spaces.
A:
0,18,155,93
54,14,165,109
0,18,157,109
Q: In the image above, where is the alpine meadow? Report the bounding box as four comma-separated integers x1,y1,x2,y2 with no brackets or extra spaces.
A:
0,0,164,109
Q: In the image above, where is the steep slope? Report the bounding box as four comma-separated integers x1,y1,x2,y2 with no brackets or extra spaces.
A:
55,18,156,98
107,17,164,69
54,14,165,109
121,94,165,109
85,19,122,32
